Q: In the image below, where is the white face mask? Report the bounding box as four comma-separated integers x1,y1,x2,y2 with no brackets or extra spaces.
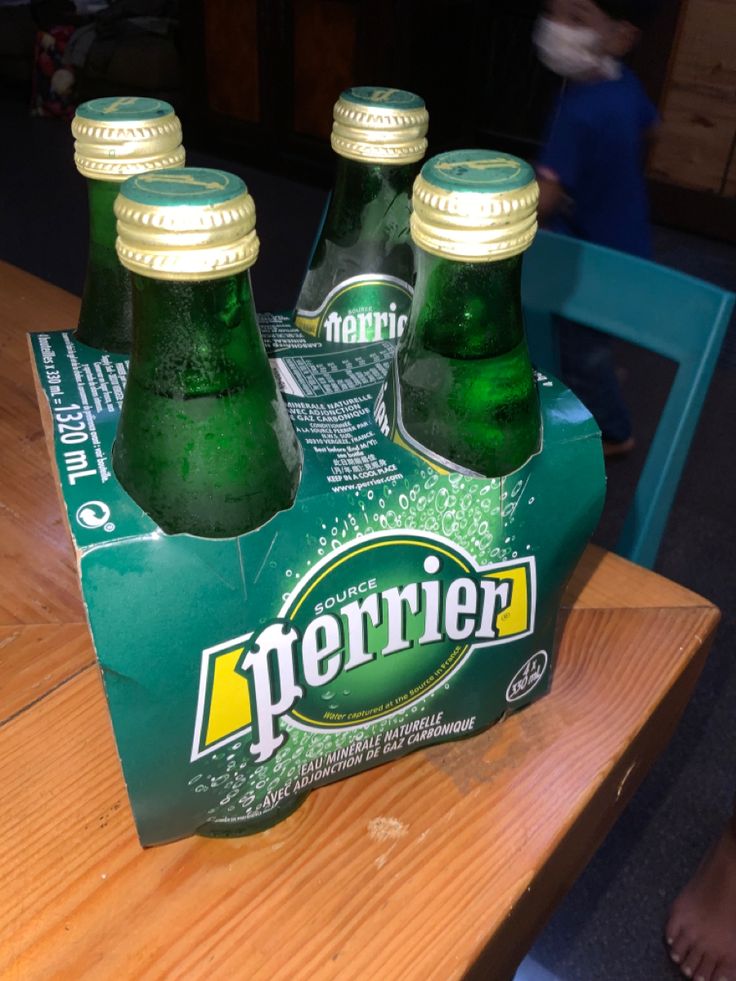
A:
532,17,620,81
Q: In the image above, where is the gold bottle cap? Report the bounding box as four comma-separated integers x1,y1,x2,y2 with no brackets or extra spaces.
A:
331,87,428,164
411,150,539,261
115,168,259,282
72,96,185,182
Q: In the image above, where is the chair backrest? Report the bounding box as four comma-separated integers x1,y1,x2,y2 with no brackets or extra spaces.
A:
521,229,735,569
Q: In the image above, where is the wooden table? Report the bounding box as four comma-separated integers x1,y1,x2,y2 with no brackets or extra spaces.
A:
0,261,720,980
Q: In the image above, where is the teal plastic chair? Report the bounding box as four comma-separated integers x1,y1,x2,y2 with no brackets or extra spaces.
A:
521,229,735,569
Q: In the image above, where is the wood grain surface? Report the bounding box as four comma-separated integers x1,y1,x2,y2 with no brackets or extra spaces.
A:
0,264,89,729
648,0,736,194
204,0,260,123
0,262,720,980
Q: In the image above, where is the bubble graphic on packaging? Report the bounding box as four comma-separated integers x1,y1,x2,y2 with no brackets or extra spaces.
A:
186,462,546,832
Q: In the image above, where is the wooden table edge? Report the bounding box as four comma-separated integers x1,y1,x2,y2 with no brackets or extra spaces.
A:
465,603,720,979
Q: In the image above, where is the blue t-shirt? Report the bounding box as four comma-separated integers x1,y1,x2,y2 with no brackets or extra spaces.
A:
538,67,658,258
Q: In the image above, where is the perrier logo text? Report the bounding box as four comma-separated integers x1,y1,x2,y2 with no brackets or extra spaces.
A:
294,273,411,342
192,532,535,764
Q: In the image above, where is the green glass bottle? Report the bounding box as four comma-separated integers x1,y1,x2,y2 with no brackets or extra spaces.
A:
294,87,428,344
112,168,301,538
384,150,541,478
72,96,185,353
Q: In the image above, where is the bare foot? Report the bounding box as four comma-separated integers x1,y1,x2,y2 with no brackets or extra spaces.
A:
665,822,736,981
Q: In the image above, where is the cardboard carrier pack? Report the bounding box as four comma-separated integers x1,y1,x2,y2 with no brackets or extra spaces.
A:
30,310,604,845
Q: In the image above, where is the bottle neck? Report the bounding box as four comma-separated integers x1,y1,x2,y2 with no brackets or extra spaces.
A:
324,156,419,243
77,178,132,353
87,178,122,256
129,271,261,398
405,248,526,360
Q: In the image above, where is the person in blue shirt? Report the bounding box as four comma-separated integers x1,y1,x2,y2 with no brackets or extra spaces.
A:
534,0,659,456
536,10,736,978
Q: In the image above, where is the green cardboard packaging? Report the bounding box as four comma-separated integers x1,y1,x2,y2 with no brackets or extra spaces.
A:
30,316,605,846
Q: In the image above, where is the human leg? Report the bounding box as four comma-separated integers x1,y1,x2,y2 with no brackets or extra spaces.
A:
665,798,736,981
557,316,633,446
